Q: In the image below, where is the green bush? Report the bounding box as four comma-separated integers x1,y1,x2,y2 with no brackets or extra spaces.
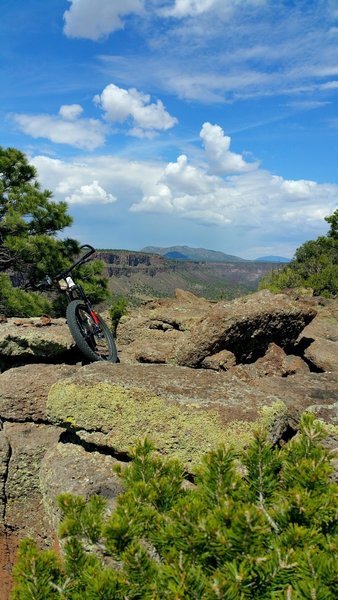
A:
12,414,338,599
260,210,338,297
109,295,128,335
0,273,51,317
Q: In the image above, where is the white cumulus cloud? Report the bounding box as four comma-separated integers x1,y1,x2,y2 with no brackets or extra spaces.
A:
31,154,162,207
65,180,117,205
94,83,178,137
63,0,143,40
12,106,107,150
29,124,338,255
59,104,84,120
131,124,338,231
200,122,259,174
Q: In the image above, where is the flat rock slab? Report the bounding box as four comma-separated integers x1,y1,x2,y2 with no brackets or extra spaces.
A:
0,363,79,421
47,362,338,469
0,317,75,363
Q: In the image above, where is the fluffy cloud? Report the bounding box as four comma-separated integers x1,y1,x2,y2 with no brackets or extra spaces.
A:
132,159,337,229
64,181,116,205
30,124,338,254
11,84,176,148
131,124,338,231
200,122,258,174
12,106,107,150
31,154,162,206
94,83,178,137
63,0,143,40
59,104,84,120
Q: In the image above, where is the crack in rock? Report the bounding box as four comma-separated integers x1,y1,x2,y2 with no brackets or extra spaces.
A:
59,429,132,463
0,432,13,578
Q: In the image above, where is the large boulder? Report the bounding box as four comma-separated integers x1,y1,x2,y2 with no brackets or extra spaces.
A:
117,290,317,368
40,440,124,534
116,290,213,364
0,363,78,422
296,300,338,373
175,290,316,367
46,361,338,469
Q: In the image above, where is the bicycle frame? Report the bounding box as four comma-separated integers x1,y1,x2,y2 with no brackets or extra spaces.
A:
52,245,100,325
32,244,118,362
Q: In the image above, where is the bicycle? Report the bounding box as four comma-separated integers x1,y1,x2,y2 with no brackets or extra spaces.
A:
34,244,118,363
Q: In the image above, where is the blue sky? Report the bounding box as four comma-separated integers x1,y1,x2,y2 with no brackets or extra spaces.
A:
1,0,338,259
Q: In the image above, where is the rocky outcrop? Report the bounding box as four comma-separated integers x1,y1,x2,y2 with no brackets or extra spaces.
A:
0,316,80,370
174,290,316,366
0,289,337,597
116,289,318,368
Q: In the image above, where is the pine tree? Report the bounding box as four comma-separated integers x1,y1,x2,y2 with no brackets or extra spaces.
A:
260,209,338,297
0,147,108,316
11,414,338,599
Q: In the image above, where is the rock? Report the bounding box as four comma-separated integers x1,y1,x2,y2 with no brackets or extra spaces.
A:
296,301,338,373
46,361,338,470
201,349,237,371
117,290,317,369
304,339,338,373
175,290,316,367
233,343,310,379
0,363,78,422
40,441,124,533
0,432,13,600
0,317,78,369
116,290,213,364
1,422,62,543
0,433,11,523
118,328,181,364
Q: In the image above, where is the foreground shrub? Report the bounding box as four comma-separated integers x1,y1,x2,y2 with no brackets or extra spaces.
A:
12,414,338,599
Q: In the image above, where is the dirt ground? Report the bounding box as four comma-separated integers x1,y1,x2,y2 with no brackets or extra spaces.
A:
0,531,19,599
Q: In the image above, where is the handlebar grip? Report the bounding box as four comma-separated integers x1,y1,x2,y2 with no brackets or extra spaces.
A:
78,244,96,261
35,275,53,290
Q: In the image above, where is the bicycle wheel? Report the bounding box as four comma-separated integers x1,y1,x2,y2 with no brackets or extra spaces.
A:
66,300,118,362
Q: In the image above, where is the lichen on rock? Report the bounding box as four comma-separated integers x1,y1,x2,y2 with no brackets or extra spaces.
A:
47,373,289,469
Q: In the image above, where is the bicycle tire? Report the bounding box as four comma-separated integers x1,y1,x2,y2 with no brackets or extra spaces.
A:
66,300,118,363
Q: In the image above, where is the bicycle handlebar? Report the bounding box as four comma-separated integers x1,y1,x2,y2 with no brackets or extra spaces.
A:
32,245,96,289
54,244,96,280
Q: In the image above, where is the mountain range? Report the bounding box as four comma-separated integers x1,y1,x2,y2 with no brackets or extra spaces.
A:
141,246,291,264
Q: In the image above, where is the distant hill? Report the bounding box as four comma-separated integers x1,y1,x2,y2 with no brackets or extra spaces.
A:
98,249,276,306
255,256,291,263
163,251,190,260
141,245,247,263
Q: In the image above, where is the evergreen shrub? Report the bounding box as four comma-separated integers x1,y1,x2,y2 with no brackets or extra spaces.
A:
109,296,128,335
12,414,338,599
260,210,338,297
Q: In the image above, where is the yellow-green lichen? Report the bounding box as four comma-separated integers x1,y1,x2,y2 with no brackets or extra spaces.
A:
260,400,288,428
47,381,287,468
